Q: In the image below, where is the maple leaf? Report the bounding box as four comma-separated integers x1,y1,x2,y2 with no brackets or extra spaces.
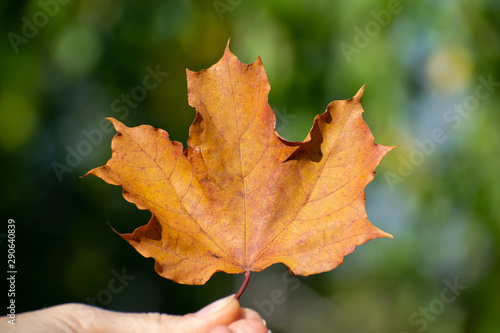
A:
85,42,394,297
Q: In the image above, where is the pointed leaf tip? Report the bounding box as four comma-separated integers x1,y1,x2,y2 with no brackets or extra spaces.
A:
355,85,365,100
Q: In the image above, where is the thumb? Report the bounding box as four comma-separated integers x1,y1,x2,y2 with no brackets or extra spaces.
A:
178,294,241,332
94,294,241,333
6,298,242,333
195,294,239,318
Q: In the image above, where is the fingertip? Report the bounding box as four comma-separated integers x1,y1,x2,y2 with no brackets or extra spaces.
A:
180,295,240,332
208,325,233,333
195,294,239,318
228,318,269,333
238,307,264,321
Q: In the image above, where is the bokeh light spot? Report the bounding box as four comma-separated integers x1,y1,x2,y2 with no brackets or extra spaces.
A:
53,24,102,76
426,44,475,94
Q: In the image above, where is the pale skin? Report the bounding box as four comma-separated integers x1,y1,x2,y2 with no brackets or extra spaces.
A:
1,295,269,333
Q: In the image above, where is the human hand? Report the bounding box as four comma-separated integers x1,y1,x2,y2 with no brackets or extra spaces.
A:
1,294,270,333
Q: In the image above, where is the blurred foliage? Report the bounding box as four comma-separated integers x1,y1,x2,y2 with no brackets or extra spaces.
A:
1,0,499,332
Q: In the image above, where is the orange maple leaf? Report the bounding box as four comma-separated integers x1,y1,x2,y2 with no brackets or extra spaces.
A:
85,43,394,297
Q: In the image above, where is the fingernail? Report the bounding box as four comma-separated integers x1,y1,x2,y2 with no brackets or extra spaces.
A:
262,318,271,333
195,294,235,317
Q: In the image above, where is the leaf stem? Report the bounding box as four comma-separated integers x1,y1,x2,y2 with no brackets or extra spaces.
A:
235,271,251,300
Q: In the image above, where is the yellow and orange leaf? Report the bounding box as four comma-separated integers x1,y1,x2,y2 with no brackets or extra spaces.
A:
85,43,394,286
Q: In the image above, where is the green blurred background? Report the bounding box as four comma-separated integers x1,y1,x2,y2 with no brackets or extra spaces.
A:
1,0,499,332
